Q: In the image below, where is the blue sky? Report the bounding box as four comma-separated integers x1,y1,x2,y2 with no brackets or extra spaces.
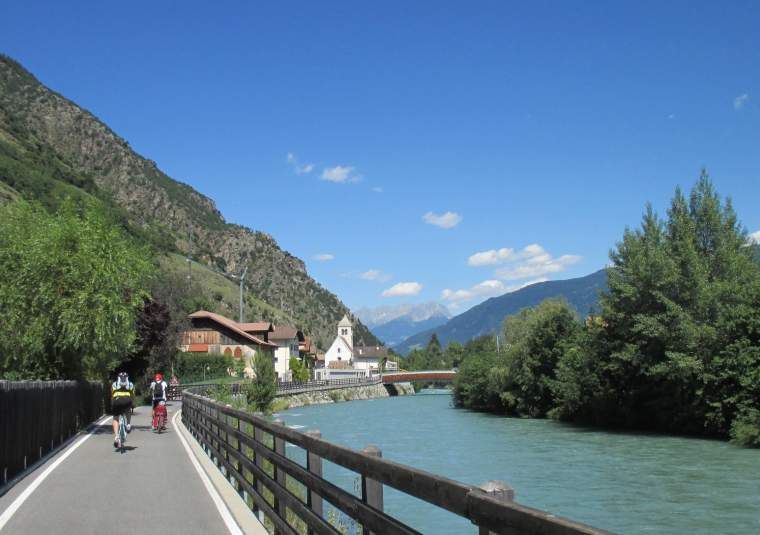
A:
3,1,759,314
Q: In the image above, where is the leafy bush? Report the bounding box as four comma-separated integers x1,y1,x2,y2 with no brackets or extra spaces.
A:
175,352,233,383
730,409,760,447
289,357,309,382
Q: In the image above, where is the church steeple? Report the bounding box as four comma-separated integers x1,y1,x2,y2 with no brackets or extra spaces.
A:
337,315,353,349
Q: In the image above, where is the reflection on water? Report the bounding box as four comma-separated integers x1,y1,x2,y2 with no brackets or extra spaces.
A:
281,390,760,534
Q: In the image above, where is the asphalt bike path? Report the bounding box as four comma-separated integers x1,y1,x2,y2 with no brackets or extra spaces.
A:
0,402,239,535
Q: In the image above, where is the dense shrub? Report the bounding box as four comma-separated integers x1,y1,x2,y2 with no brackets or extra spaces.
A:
175,352,233,383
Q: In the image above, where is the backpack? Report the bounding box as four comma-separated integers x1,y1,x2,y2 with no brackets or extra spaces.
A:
153,381,165,400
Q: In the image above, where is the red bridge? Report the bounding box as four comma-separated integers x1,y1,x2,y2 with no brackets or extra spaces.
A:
382,370,456,383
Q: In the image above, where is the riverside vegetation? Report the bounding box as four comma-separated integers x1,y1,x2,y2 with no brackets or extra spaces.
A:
451,174,760,447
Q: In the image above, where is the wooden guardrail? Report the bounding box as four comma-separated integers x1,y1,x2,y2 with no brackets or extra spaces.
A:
0,380,107,486
182,391,613,535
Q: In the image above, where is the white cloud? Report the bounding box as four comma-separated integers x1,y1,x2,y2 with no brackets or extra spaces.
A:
312,253,334,262
422,211,463,229
359,269,393,282
371,186,383,193
734,93,749,110
749,230,760,244
286,153,314,175
468,247,516,266
441,278,548,304
321,165,361,183
467,243,581,281
496,253,581,280
382,282,422,297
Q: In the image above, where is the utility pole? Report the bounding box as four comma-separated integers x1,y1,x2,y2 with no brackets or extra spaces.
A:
496,334,500,353
239,265,249,323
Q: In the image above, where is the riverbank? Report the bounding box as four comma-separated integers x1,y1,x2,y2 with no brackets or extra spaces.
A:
276,382,415,409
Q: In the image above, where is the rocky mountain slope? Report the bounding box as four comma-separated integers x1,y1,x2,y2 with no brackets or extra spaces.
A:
396,269,607,354
0,54,377,349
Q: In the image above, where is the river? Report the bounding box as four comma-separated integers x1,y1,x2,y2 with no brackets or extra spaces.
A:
278,390,760,534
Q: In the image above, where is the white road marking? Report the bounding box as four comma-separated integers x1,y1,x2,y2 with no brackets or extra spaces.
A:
172,410,243,535
0,414,112,532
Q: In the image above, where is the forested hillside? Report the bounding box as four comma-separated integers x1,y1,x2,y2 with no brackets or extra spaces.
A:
0,54,377,349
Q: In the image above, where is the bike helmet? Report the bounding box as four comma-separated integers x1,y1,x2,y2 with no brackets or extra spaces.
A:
155,373,163,382
116,372,129,389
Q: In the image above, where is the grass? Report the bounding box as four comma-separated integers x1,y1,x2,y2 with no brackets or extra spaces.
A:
160,252,294,323
182,375,246,386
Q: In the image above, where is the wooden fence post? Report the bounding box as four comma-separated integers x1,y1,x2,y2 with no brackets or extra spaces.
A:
305,430,323,534
477,480,515,535
273,419,287,532
361,445,383,535
253,413,265,523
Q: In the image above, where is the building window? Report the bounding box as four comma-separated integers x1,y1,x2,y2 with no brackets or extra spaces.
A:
337,347,340,353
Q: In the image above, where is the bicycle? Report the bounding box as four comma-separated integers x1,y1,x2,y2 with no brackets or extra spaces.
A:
116,413,127,453
153,400,167,434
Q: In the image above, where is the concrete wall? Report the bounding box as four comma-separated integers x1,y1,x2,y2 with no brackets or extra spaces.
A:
278,382,415,409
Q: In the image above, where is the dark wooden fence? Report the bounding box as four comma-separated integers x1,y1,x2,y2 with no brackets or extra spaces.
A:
0,380,108,485
183,391,613,535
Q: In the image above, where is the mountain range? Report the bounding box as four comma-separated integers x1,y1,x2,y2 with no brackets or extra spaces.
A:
0,54,378,350
395,269,608,354
356,303,451,346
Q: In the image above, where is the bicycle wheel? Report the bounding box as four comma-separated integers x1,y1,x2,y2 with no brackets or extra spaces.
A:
119,415,127,453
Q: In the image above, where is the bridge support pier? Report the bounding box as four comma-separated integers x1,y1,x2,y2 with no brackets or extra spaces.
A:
383,383,399,396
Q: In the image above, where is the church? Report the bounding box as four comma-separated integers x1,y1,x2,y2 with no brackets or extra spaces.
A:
319,315,390,379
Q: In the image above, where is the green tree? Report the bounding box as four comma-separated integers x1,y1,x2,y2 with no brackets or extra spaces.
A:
446,341,465,368
555,172,760,441
0,199,153,380
501,299,581,417
425,333,446,369
247,351,277,412
289,356,309,382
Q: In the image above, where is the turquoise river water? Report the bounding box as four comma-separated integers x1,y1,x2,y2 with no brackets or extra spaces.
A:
278,390,759,534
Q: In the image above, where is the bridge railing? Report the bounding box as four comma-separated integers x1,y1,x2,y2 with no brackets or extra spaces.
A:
275,376,381,395
0,380,107,486
168,376,383,400
182,390,611,535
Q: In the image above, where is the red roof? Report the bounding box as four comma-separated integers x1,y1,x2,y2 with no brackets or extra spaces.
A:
271,325,305,342
188,311,277,348
238,322,274,333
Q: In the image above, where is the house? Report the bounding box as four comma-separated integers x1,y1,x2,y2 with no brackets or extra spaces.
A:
269,325,305,381
180,310,276,377
238,322,275,342
353,345,389,374
316,315,390,379
299,336,318,371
